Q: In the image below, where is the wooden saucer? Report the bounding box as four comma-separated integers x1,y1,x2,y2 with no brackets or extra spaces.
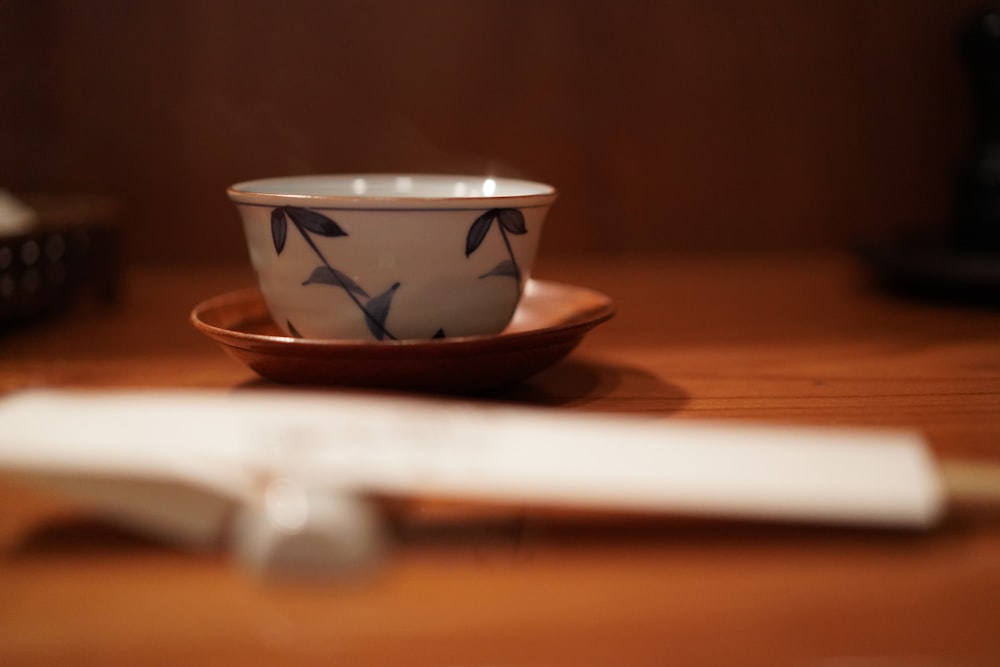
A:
190,280,615,393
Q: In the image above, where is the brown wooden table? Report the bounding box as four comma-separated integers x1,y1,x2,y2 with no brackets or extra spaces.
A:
1,253,998,666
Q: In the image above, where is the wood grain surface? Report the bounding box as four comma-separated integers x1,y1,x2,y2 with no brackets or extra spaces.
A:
1,254,998,666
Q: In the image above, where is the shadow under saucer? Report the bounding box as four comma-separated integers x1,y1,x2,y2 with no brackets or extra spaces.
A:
476,355,689,414
238,354,689,415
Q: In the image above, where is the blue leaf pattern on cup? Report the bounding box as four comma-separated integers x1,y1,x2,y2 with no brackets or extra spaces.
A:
466,207,526,290
363,282,400,341
497,208,527,234
271,208,288,255
478,259,520,280
302,265,370,298
284,206,347,237
272,206,398,341
465,210,496,256
269,205,527,341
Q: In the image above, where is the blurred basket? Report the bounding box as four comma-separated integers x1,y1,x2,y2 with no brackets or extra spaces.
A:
0,194,121,330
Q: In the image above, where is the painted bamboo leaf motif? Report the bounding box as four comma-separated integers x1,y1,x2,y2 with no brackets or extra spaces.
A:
465,210,497,256
270,205,400,341
285,206,347,237
301,265,370,298
479,259,520,280
496,208,526,234
271,208,288,254
466,207,526,288
363,282,400,341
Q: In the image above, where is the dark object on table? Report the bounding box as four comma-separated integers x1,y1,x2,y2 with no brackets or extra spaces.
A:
954,4,1000,252
0,195,120,330
858,239,1000,306
861,7,1000,305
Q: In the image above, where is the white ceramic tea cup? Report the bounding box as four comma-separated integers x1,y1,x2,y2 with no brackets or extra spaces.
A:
228,174,556,341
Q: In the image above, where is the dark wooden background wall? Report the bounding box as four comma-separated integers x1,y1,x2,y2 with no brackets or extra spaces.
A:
0,0,983,263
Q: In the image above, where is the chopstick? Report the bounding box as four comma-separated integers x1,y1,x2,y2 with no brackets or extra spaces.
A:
939,460,1000,505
